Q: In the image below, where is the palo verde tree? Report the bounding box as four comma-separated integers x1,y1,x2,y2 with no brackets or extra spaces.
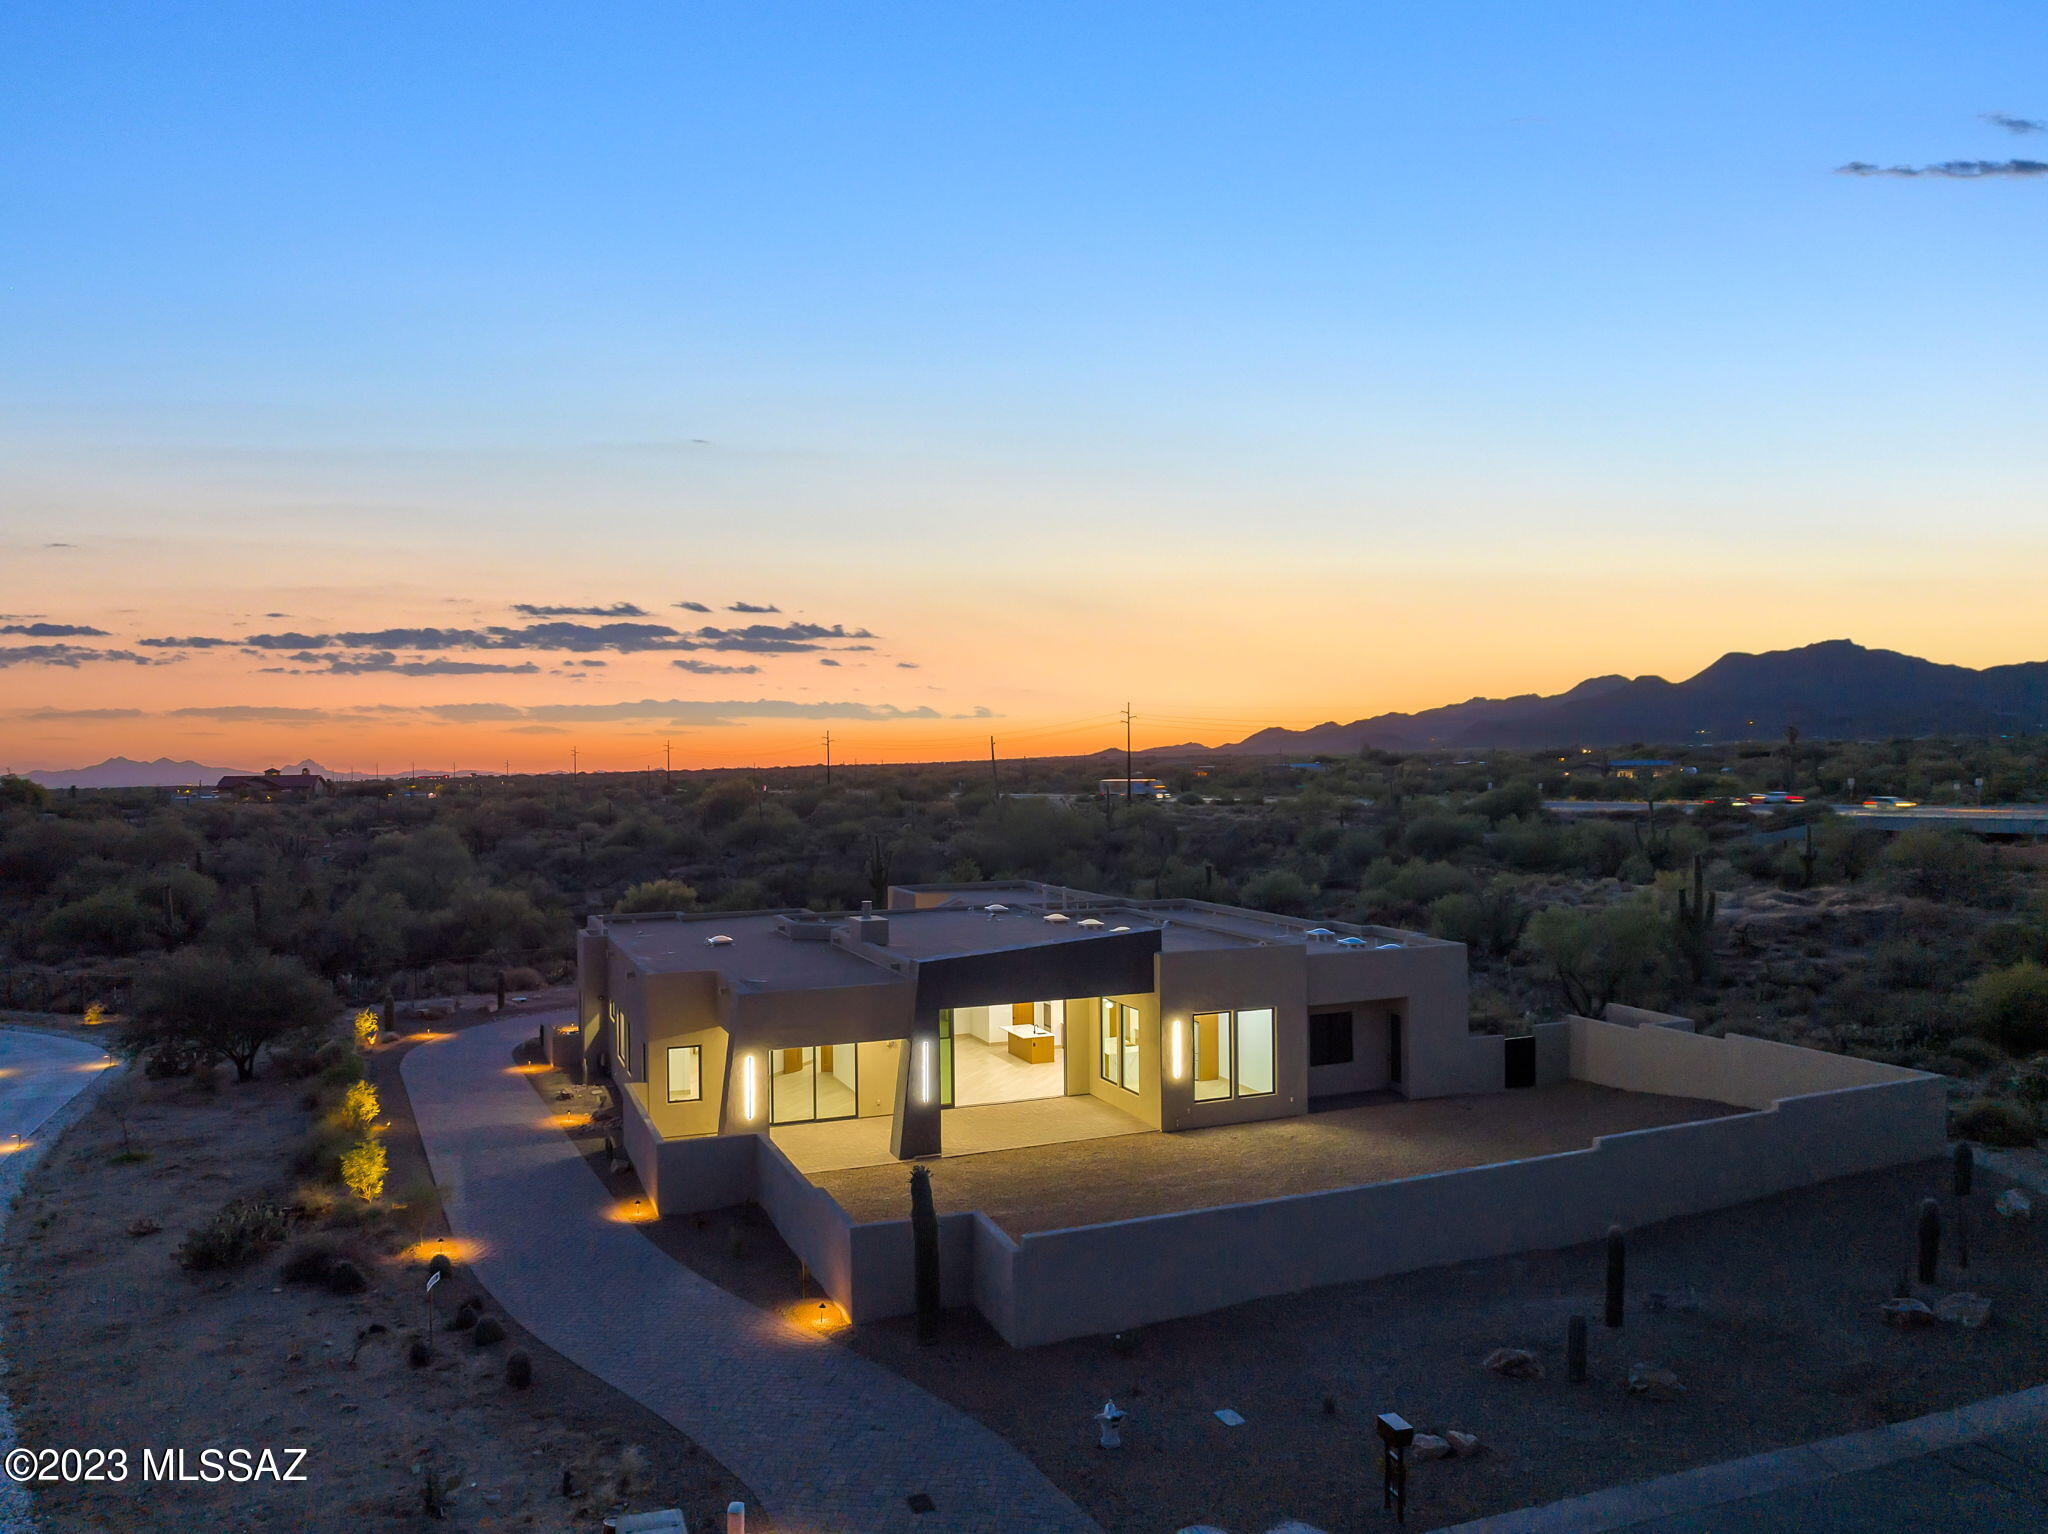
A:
122,946,335,1081
1522,899,1674,1019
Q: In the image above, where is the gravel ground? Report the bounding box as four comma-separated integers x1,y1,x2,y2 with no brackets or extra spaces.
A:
809,1082,1743,1233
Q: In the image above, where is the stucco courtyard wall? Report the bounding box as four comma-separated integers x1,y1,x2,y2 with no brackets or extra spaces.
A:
630,1021,1944,1347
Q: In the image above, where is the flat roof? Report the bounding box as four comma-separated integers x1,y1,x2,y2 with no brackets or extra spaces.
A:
603,912,901,991
873,905,1166,961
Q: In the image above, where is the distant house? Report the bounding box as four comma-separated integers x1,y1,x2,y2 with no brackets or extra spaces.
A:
216,768,328,800
1097,777,1171,801
1606,759,1688,779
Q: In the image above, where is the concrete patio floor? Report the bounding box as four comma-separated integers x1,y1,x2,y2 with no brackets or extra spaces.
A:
809,1080,1744,1234
770,1092,1149,1173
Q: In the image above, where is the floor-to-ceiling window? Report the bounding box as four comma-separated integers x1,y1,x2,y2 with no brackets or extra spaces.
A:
1192,1008,1275,1102
1099,999,1141,1093
769,1045,858,1124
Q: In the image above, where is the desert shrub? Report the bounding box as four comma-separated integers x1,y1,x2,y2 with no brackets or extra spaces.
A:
177,1198,291,1271
312,1038,364,1086
1237,868,1314,914
292,1125,355,1180
1971,962,2048,1056
502,966,545,991
332,1080,381,1135
1942,1035,2007,1074
279,1238,345,1285
471,1315,506,1347
351,1009,379,1050
505,1351,533,1389
612,879,699,915
1951,1097,2037,1147
1883,830,2005,906
326,1259,368,1295
81,1000,109,1028
339,1137,388,1202
407,1338,433,1368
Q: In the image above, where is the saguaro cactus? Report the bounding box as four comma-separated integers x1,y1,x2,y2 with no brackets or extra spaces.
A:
1604,1226,1626,1328
1917,1197,1941,1285
1673,853,1717,981
911,1164,940,1345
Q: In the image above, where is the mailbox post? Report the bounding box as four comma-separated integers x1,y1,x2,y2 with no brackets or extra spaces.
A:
1377,1411,1415,1523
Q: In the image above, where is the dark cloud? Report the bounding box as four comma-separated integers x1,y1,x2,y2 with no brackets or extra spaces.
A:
670,622,876,654
517,698,947,724
672,659,762,675
1837,158,2048,177
0,622,108,638
0,644,174,668
511,602,649,617
1984,112,2046,134
897,661,920,669
568,659,608,667
243,631,338,649
139,635,236,648
674,601,712,613
818,658,842,667
727,602,781,613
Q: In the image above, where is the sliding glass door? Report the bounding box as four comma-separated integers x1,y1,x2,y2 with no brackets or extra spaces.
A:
768,1045,858,1124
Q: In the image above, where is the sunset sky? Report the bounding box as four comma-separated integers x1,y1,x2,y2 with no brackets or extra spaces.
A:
4,3,2045,773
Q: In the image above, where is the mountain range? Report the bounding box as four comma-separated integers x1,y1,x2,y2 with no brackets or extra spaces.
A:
18,757,359,789
1212,640,2048,755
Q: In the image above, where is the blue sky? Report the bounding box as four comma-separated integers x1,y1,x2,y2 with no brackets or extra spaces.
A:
2,2,2044,767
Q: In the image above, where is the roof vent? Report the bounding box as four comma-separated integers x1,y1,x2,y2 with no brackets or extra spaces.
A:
1306,927,1336,942
1044,912,1070,923
1077,918,1105,929
1111,925,1131,932
706,934,734,946
1336,936,1368,947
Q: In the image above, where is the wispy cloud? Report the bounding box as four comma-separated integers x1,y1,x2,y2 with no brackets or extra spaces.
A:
511,602,649,617
727,601,781,613
1984,112,2046,134
674,601,712,613
0,622,108,638
265,651,546,677
672,659,762,675
139,635,236,648
1838,158,2048,178
0,644,176,668
12,706,148,720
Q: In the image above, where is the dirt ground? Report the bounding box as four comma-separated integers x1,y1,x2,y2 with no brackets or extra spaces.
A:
2,1024,760,1534
611,1133,2048,1534
809,1082,1743,1234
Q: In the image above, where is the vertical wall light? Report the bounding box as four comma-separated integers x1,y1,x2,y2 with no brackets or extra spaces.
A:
1169,1017,1188,1083
742,1053,760,1122
916,1038,935,1106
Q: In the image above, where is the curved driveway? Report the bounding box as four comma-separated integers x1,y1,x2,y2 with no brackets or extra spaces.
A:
0,1029,110,1155
402,1015,1099,1534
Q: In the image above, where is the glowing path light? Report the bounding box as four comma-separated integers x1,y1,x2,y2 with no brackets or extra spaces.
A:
1170,1017,1188,1083
916,1038,935,1105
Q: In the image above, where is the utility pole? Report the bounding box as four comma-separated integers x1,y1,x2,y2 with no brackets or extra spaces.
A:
664,738,672,790
1123,702,1134,802
989,735,998,789
823,731,832,787
571,746,579,775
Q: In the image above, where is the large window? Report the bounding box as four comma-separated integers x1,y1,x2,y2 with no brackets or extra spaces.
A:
609,1001,633,1079
1192,1008,1276,1101
665,1045,702,1104
1099,1000,1141,1093
1309,1011,1354,1068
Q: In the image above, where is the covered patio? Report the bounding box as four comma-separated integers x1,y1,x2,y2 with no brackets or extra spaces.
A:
769,1093,1148,1175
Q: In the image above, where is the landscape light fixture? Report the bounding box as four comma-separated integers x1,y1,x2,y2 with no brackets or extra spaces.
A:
1169,1018,1188,1082
742,1054,759,1121
916,1038,935,1105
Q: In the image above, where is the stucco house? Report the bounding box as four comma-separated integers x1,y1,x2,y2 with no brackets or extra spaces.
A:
573,881,1503,1169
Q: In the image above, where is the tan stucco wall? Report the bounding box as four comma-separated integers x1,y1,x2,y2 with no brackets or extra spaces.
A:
1082,990,1161,1127
1568,1017,1931,1110
1157,945,1307,1130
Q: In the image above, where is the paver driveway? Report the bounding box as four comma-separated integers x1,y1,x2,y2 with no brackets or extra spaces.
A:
402,1015,1100,1534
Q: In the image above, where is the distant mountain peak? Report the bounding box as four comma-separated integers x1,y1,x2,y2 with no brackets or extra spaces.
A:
1213,640,2048,754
